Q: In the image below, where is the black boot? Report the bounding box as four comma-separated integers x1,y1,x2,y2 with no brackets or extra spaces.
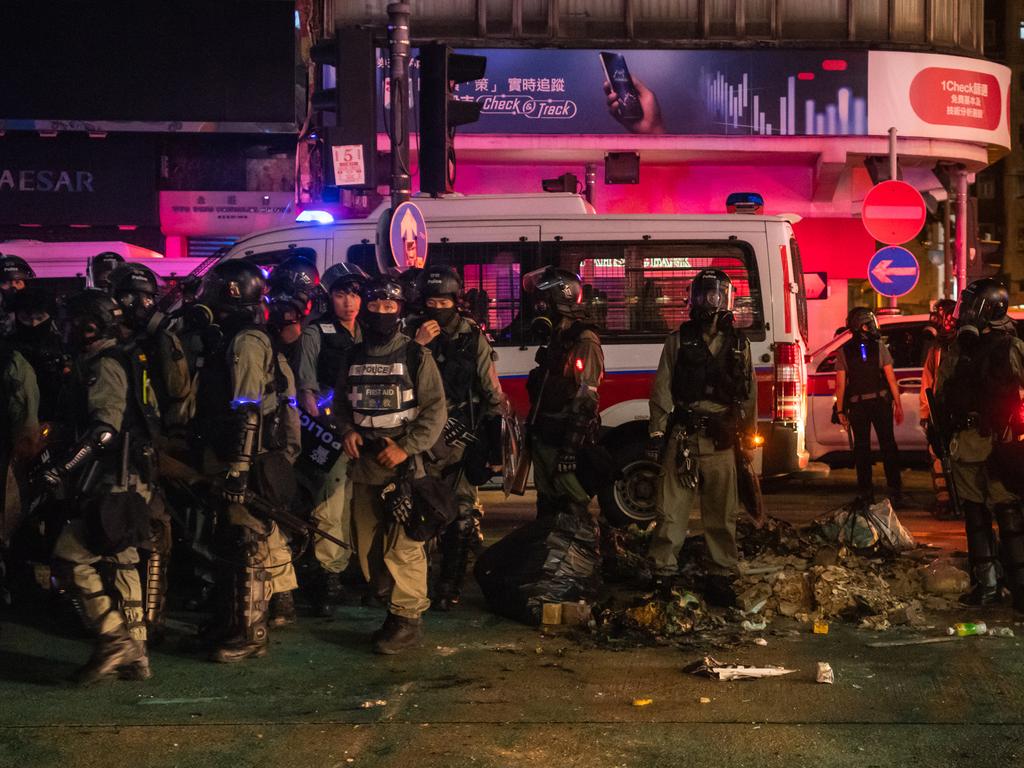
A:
315,572,343,617
372,613,423,655
75,625,146,686
961,501,1000,606
433,516,477,612
211,554,271,663
703,573,737,608
996,503,1024,612
268,591,297,628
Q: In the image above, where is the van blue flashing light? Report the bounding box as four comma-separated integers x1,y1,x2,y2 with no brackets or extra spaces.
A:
726,192,764,215
297,210,335,224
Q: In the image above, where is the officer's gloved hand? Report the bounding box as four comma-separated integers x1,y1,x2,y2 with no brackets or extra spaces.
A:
645,433,664,463
556,449,577,474
35,464,65,492
222,469,249,505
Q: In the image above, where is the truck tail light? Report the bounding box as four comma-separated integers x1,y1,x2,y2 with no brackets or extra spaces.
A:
773,342,804,423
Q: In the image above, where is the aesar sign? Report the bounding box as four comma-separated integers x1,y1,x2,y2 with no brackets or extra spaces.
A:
0,169,95,192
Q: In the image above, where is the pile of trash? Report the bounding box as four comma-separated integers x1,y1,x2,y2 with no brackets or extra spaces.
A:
589,504,971,646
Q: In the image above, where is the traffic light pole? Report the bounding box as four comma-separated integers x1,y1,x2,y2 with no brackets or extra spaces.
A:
955,166,968,295
387,3,411,209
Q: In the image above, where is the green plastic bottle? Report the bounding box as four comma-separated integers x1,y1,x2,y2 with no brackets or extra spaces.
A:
948,622,987,637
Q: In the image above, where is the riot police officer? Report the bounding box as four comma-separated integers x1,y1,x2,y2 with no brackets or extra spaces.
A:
920,299,957,518
413,265,504,611
8,285,70,424
86,251,125,291
834,307,905,507
521,266,605,600
936,279,1024,610
1,337,40,593
647,269,755,603
267,256,320,368
337,276,446,654
45,290,159,684
294,262,367,615
193,261,301,661
1,255,35,336
108,263,193,641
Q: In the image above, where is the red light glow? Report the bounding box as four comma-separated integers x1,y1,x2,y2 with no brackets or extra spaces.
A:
822,60,848,71
574,358,585,372
797,72,815,81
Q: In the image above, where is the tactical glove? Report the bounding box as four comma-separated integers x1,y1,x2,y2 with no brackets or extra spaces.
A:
222,469,249,505
556,449,577,475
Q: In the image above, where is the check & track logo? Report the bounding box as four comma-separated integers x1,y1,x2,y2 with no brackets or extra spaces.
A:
478,94,578,119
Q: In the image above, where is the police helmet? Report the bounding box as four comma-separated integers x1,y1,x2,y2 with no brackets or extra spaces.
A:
0,255,35,283
689,269,735,320
322,262,368,294
267,293,306,331
109,263,160,323
269,256,320,304
929,298,957,339
522,266,584,318
63,289,125,344
9,284,57,319
421,265,463,301
361,277,405,308
86,251,125,290
846,306,880,337
199,260,267,310
954,278,1009,330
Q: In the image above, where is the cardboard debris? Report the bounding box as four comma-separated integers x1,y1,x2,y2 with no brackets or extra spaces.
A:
920,560,971,595
685,656,796,681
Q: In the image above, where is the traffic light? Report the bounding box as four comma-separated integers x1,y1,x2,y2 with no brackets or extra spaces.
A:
418,43,486,195
309,27,377,189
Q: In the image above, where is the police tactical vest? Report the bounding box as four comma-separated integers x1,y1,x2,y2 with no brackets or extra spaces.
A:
841,338,887,398
429,322,480,414
316,318,359,390
527,322,594,417
671,320,748,408
13,325,69,423
345,341,422,430
977,332,1023,436
194,326,281,459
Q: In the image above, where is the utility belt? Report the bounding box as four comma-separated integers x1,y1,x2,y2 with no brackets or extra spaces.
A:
530,411,599,448
668,408,736,451
847,390,890,405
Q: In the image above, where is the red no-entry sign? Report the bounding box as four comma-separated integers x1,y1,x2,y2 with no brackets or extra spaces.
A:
861,180,926,245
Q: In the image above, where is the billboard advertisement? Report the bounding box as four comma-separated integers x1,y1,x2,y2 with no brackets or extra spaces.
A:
379,48,1009,148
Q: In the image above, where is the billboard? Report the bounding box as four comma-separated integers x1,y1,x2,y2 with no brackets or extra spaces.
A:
379,48,1009,148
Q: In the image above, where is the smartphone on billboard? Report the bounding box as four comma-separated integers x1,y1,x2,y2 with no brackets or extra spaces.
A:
599,51,644,122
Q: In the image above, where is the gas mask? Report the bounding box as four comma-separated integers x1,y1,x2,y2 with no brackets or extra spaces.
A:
362,311,402,344
425,306,457,328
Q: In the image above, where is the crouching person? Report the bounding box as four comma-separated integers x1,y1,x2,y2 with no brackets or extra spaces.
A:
47,290,159,684
336,277,446,654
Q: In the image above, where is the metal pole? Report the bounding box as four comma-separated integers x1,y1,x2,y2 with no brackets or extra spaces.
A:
942,196,954,299
956,166,968,295
886,126,898,311
584,163,597,206
387,3,411,209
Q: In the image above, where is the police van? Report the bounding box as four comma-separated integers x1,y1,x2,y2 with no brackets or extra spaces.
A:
222,193,810,525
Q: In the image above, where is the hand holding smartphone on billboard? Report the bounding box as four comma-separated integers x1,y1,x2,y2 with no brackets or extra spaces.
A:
600,52,664,134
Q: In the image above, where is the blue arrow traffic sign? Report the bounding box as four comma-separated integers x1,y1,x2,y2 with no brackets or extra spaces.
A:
868,246,919,298
389,201,429,271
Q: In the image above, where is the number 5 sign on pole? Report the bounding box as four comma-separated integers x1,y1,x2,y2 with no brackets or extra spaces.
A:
332,144,366,187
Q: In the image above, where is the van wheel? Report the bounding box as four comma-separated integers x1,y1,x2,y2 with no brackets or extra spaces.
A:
598,438,660,529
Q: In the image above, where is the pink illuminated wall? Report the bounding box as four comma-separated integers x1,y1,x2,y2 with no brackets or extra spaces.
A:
452,159,875,280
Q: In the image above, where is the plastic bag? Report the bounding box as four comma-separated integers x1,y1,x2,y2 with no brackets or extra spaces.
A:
475,509,601,625
813,499,915,553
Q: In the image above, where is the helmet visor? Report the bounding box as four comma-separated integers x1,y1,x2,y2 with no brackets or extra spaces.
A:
690,274,735,313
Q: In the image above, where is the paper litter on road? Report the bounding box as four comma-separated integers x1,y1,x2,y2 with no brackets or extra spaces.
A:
684,656,796,681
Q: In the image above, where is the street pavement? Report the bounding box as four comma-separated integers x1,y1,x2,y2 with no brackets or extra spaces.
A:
1,469,1023,768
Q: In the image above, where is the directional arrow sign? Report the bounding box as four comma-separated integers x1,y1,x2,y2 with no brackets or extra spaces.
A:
803,272,829,300
862,180,927,245
387,201,428,271
868,246,920,298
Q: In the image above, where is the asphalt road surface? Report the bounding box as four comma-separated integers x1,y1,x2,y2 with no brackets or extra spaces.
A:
1,469,1022,768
